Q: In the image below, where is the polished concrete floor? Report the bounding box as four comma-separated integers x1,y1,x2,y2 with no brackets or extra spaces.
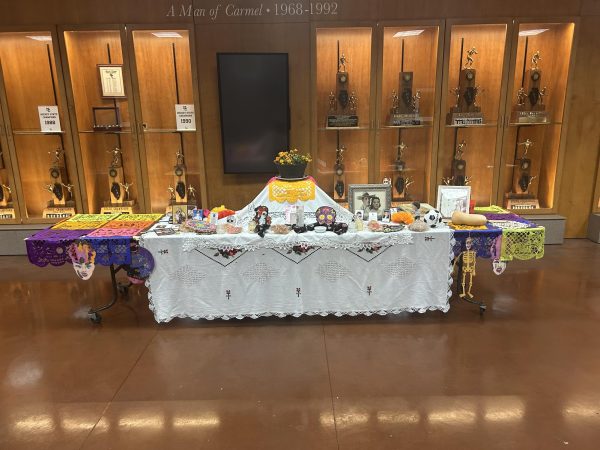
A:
0,239,599,449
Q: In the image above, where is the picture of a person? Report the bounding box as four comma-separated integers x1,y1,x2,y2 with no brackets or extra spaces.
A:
360,192,371,216
370,196,383,217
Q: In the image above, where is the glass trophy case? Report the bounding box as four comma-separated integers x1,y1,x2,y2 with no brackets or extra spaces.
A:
129,28,206,214
62,27,143,214
437,22,509,207
313,26,373,203
376,23,442,205
499,22,575,212
0,31,81,223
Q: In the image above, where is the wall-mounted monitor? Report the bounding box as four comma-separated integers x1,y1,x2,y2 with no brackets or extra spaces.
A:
217,53,290,173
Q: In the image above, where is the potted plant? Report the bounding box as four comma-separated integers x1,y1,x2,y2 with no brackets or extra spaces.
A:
274,149,312,179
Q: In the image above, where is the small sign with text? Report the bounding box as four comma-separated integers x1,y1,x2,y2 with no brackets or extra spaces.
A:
38,106,61,133
175,104,196,131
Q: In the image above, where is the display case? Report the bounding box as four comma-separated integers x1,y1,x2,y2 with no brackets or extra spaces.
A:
436,21,511,207
0,103,19,222
61,27,143,214
128,26,207,214
375,22,443,205
312,25,375,202
0,30,81,222
498,21,576,212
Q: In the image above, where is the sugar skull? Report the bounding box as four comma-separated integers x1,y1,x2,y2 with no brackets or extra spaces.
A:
315,206,336,226
68,241,96,280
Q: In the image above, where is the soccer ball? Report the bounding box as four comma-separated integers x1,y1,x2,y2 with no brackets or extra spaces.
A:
423,209,443,227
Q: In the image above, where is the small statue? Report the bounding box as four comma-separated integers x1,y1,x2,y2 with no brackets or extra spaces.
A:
454,237,477,299
531,50,541,70
253,205,271,238
108,147,122,168
1,184,11,195
527,175,537,189
349,92,358,112
411,91,421,113
443,177,454,186
539,86,547,105
335,145,345,166
518,139,534,157
187,185,196,199
44,184,54,194
167,186,176,201
396,141,407,162
456,140,467,160
516,87,527,106
61,183,74,200
464,176,472,186
404,177,414,196
328,91,337,112
119,181,133,200
339,53,348,72
465,47,478,69
176,149,185,167
472,86,482,106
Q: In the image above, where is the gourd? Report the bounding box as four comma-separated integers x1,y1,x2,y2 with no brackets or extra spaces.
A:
451,211,487,226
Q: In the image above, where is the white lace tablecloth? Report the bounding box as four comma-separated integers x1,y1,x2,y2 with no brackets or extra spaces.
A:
140,228,454,322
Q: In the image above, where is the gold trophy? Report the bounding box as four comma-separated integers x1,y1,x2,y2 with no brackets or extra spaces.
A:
389,40,422,126
505,138,540,210
447,46,484,125
0,151,15,219
100,147,136,214
326,42,359,128
512,49,549,123
169,149,196,223
443,140,471,187
42,148,76,219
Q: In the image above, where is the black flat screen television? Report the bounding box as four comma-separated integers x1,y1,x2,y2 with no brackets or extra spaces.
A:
217,53,290,173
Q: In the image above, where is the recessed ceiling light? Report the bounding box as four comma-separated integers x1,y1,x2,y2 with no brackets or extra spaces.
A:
26,35,52,41
519,29,549,36
393,30,424,38
151,32,182,38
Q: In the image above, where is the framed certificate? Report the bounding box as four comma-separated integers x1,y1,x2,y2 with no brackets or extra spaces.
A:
97,64,126,98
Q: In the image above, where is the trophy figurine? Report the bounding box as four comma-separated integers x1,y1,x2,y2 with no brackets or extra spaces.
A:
42,148,76,219
389,40,422,126
447,45,484,125
333,144,346,201
505,138,540,210
512,48,550,123
393,141,411,200
100,147,136,214
326,43,359,128
168,149,196,222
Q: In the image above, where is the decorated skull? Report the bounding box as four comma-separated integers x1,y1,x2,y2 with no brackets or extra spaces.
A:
423,209,443,228
68,241,96,280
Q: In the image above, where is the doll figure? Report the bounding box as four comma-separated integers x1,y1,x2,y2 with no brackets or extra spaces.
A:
253,205,271,238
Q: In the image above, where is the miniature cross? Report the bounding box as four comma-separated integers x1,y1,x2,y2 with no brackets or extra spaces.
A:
518,139,534,157
531,50,541,70
465,47,478,68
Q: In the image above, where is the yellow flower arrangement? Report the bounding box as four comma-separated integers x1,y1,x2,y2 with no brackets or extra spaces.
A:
274,148,312,166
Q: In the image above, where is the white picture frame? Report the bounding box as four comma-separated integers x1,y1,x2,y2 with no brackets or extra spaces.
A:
436,185,471,219
348,184,392,220
97,64,126,98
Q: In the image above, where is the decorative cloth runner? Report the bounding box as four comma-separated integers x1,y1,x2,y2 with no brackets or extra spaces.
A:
51,213,119,230
268,178,316,203
500,227,545,261
452,225,502,260
26,228,94,267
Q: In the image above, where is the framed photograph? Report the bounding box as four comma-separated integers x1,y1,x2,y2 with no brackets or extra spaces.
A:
348,184,392,220
436,185,471,219
97,64,126,98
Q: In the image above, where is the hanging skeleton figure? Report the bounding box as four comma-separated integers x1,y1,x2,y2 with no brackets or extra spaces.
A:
454,237,477,299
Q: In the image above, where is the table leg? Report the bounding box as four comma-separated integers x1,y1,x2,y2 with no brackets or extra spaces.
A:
88,264,126,324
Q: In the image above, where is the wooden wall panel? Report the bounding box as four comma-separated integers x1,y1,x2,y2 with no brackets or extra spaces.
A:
557,15,600,236
195,22,310,210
